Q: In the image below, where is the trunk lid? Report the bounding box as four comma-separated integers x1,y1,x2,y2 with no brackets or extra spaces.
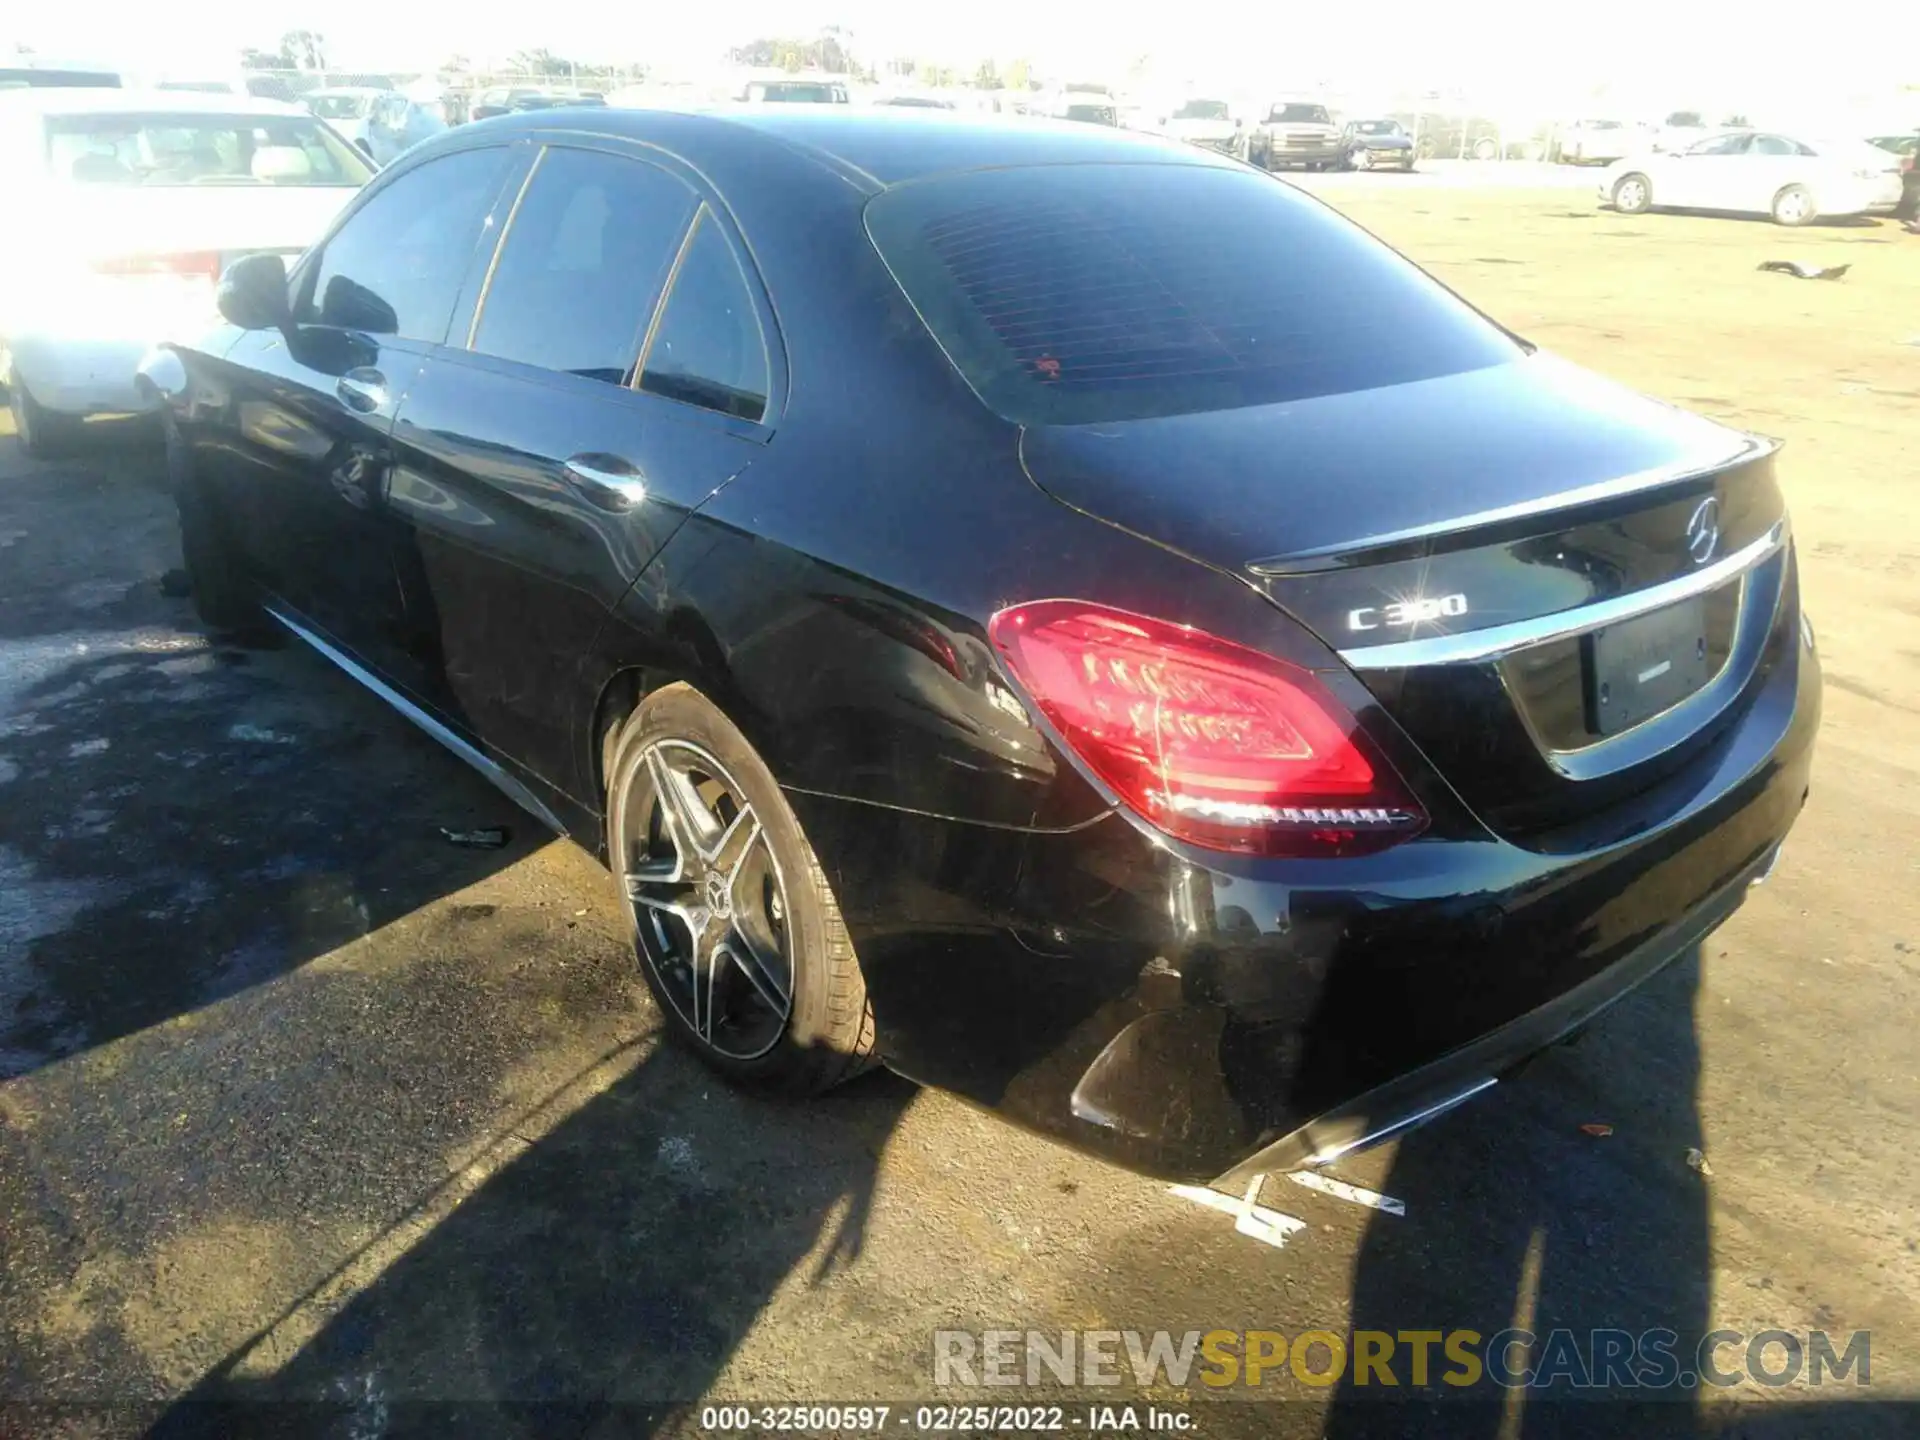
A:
1020,354,1793,838
54,185,357,265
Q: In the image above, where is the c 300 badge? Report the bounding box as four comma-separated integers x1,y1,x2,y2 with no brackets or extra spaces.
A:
1347,594,1469,632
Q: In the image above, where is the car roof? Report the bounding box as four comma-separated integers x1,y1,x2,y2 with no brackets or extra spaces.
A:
488,106,1232,187
0,58,120,74
0,86,307,118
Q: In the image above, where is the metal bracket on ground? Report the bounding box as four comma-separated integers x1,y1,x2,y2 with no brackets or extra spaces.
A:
1167,1174,1309,1249
1286,1169,1407,1216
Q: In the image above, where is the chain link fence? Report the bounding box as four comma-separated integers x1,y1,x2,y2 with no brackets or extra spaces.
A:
239,68,653,124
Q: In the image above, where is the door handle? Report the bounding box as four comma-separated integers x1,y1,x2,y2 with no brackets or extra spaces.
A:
336,368,389,415
562,454,647,512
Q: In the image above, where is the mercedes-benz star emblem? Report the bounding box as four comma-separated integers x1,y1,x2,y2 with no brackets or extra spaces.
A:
1685,496,1722,566
703,871,732,918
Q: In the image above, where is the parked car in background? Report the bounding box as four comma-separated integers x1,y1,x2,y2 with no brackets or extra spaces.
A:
129,75,299,102
1045,97,1118,125
306,87,447,166
1409,112,1505,162
147,108,1817,1188
1867,130,1919,219
1043,86,1119,127
0,60,121,89
1602,129,1904,226
1556,118,1652,165
741,79,849,105
1250,101,1342,170
469,88,605,121
1160,98,1244,157
1340,118,1415,170
1652,110,1712,153
605,82,711,113
0,88,371,453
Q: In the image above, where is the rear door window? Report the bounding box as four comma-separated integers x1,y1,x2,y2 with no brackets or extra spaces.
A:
469,146,698,384
297,145,513,341
866,162,1520,426
638,210,771,422
1687,133,1751,156
44,112,371,187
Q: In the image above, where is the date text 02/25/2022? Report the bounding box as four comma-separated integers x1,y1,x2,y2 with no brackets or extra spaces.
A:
699,1404,1195,1432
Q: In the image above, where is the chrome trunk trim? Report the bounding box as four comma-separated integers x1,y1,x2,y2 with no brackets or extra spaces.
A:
1337,520,1787,670
1249,434,1780,578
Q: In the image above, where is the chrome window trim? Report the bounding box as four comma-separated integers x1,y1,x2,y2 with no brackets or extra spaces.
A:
1336,520,1787,670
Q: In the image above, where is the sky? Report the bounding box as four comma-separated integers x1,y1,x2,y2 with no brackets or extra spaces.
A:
8,1,1914,120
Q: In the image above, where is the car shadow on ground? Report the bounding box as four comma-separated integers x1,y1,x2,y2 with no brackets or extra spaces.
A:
0,439,532,1080
150,1046,915,1439
1318,945,1717,1437
1316,942,1909,1438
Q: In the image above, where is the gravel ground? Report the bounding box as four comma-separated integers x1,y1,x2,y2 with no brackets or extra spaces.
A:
1,179,1917,1439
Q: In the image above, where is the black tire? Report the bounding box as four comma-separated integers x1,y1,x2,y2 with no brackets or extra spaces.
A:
607,683,875,1095
169,424,271,639
9,378,83,459
1612,172,1654,214
1771,184,1817,227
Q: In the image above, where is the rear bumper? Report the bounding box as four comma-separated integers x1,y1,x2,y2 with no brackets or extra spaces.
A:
1211,834,1776,1188
1261,137,1344,165
8,334,160,416
792,597,1820,1184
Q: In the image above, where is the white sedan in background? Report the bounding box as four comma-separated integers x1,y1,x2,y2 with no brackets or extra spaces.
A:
1600,129,1906,226
1557,118,1653,164
0,89,372,454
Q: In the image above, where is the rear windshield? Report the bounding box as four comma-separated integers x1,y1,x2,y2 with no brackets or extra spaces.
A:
1270,104,1331,124
1174,101,1230,121
309,94,374,119
45,112,374,187
1064,104,1115,124
1354,120,1402,135
867,163,1520,426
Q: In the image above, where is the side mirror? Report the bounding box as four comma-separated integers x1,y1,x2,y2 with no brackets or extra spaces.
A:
217,252,292,331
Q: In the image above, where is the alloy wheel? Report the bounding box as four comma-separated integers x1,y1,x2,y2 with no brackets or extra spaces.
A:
620,739,793,1060
1774,188,1812,224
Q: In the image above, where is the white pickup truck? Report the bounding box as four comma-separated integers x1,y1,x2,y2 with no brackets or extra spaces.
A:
1248,100,1343,171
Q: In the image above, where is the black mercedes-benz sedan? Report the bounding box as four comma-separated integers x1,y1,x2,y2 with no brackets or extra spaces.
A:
139,107,1819,1185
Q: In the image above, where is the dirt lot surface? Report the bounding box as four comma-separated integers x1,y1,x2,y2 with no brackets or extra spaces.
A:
2,182,1917,1439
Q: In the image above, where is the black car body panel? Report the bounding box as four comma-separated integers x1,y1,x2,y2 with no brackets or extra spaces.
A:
1342,120,1416,165
157,108,1819,1184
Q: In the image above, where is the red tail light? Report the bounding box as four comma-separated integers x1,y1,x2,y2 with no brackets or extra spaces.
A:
92,252,222,282
989,600,1425,857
